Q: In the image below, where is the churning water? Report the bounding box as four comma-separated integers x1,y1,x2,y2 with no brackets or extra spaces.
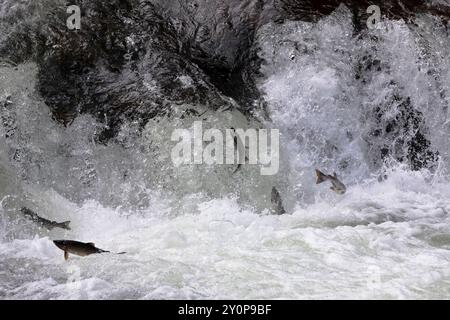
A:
1,1,450,299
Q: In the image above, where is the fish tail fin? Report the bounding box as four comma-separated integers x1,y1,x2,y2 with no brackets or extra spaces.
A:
60,221,71,230
277,204,287,216
315,169,327,184
116,252,127,255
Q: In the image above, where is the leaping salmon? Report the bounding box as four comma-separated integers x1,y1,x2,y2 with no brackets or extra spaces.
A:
53,240,125,260
315,169,347,195
21,207,71,230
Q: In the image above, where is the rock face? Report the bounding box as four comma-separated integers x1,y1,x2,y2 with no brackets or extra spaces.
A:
35,1,241,141
0,0,448,169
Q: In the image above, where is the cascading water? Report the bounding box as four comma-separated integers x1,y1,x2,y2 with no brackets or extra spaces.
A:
1,0,450,299
257,5,450,201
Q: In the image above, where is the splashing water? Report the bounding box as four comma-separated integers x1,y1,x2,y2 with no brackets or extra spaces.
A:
1,3,450,299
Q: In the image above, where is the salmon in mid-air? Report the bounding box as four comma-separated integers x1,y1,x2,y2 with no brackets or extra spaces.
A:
21,207,71,230
315,170,347,195
53,240,125,260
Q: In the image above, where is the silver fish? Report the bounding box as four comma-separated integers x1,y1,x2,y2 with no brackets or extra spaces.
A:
21,207,71,230
53,240,125,260
315,169,347,195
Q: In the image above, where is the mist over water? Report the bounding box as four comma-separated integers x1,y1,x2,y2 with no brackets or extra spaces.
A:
1,1,450,299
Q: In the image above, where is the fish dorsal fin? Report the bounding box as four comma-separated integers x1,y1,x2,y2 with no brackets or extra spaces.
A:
315,169,327,184
333,172,337,179
87,242,95,247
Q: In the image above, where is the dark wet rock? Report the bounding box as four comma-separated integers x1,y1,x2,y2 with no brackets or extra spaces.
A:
149,0,279,111
34,0,240,141
364,84,439,171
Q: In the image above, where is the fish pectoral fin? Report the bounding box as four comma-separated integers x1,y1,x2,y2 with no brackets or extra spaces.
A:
64,251,69,261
